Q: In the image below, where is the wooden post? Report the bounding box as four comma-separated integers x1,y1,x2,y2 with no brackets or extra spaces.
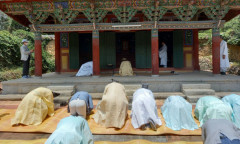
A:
34,32,42,77
55,32,61,73
92,30,100,76
212,28,221,74
151,29,159,76
193,29,200,71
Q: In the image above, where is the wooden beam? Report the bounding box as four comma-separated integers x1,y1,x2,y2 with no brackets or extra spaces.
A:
30,21,225,32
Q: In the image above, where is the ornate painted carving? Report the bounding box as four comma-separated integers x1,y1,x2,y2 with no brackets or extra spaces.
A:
204,5,230,20
60,33,69,48
112,5,137,23
151,29,158,38
25,10,49,24
54,4,79,24
185,30,193,45
34,32,42,40
83,3,108,23
172,4,198,21
31,21,224,32
92,30,99,39
142,1,168,21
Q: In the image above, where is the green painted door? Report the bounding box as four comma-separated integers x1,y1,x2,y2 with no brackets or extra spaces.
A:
173,30,184,68
135,31,151,68
100,32,116,69
69,32,80,70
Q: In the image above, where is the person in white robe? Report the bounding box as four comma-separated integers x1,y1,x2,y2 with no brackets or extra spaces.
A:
76,61,93,76
220,39,230,75
159,42,167,68
131,86,161,131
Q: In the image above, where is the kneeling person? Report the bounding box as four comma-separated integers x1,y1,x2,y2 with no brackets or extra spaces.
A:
93,82,128,128
45,115,93,144
161,96,198,130
202,119,240,144
68,91,93,119
131,86,161,131
11,87,55,126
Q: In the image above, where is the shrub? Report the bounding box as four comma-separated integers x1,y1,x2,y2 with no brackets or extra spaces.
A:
0,30,22,70
0,67,22,81
0,30,55,74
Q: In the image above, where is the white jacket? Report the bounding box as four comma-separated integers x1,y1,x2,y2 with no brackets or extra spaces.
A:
20,45,31,61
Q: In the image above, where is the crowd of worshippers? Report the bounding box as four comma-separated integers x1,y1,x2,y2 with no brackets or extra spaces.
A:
11,83,240,144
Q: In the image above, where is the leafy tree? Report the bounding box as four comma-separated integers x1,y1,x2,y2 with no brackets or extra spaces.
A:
221,15,240,46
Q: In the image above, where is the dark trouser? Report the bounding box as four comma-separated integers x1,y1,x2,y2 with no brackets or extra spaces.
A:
22,56,30,76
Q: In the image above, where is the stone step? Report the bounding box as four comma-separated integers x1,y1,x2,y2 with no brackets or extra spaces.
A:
215,92,240,98
93,135,168,142
124,84,142,90
54,97,70,106
186,95,219,103
182,84,211,90
54,90,75,97
183,89,215,96
90,92,186,100
47,85,75,91
0,94,25,101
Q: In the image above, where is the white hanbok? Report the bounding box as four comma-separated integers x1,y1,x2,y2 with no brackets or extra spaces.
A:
220,40,230,72
76,61,93,76
131,88,162,129
159,44,167,67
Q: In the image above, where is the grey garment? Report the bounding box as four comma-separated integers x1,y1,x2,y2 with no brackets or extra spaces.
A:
202,119,240,144
20,45,31,61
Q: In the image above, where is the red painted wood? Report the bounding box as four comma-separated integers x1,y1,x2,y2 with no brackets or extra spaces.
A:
151,37,159,75
92,36,100,76
55,32,61,73
193,29,200,71
212,32,221,74
34,40,42,77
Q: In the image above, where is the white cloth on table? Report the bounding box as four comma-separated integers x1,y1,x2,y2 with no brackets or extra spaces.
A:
131,88,162,129
159,44,167,67
69,99,86,119
76,61,93,76
220,40,230,72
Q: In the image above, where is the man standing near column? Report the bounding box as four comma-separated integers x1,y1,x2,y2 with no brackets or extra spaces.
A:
159,41,167,68
20,39,34,78
220,37,230,75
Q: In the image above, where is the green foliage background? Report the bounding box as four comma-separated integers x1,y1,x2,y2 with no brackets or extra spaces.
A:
0,11,55,80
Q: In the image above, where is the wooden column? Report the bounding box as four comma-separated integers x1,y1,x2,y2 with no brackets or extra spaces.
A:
193,29,200,71
55,32,61,73
212,28,221,74
151,29,159,76
34,32,42,77
92,30,100,76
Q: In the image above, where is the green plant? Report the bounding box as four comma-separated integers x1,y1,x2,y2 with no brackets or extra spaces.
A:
0,67,22,81
0,30,22,70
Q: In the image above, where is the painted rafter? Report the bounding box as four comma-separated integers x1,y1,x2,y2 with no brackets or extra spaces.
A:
83,3,108,23
172,4,198,21
142,1,168,21
112,4,137,23
54,4,79,24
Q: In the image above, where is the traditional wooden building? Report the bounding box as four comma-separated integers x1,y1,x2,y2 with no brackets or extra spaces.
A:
0,0,239,77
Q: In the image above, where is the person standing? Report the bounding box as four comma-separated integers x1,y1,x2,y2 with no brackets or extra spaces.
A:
159,42,167,68
20,39,34,78
220,38,230,75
